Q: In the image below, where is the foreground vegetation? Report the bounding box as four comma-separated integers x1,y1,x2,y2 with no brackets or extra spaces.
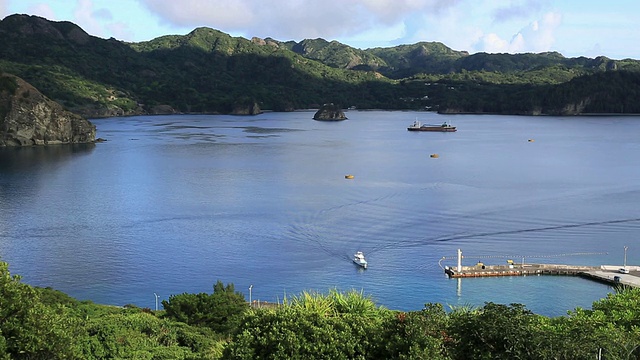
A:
2,260,640,359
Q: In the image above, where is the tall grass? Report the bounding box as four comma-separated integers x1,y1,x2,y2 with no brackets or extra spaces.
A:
286,288,384,317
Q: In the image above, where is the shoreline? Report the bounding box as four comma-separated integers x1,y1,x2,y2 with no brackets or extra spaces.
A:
86,109,640,120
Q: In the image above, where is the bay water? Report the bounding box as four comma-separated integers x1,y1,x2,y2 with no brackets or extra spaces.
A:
1,111,639,316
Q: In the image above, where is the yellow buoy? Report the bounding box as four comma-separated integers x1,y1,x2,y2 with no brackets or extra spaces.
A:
345,174,354,179
430,154,439,158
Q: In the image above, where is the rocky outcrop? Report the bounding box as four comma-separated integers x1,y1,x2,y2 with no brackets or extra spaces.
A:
313,103,347,121
558,98,591,115
0,74,96,146
231,101,262,115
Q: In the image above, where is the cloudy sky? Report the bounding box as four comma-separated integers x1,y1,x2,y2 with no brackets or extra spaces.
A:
1,0,639,59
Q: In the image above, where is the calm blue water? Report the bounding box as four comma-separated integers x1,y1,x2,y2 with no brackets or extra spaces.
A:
1,111,639,317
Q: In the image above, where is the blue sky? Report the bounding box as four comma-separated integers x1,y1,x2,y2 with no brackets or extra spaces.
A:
1,0,639,59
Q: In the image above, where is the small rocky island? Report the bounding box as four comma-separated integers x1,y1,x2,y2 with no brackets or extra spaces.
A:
0,73,96,146
313,103,347,121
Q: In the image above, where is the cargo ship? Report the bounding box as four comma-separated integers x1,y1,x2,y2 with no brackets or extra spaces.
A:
407,120,456,132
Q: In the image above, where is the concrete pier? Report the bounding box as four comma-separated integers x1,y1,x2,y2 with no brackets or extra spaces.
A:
444,263,640,287
580,269,640,287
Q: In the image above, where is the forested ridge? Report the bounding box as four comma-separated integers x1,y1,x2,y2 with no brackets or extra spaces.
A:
1,259,639,359
1,14,640,118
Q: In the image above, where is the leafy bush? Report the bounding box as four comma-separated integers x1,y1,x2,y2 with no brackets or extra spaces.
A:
162,280,248,334
0,262,86,359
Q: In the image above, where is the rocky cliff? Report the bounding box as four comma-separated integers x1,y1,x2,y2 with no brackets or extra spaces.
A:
313,103,347,121
0,73,96,146
231,101,262,115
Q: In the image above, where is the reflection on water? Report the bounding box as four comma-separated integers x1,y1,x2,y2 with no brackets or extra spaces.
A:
0,143,95,171
1,112,639,316
0,143,96,206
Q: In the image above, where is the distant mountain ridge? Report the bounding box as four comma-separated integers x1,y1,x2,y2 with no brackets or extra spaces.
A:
1,13,640,116
281,38,389,70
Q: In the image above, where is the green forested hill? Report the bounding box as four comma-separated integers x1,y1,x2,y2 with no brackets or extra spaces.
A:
1,13,640,117
279,38,388,71
0,14,397,116
368,41,469,78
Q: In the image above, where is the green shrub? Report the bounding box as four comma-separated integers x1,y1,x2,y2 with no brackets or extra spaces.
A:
162,281,248,334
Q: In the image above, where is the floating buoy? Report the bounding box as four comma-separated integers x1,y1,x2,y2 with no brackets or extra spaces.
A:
528,139,534,142
345,174,354,179
430,154,439,158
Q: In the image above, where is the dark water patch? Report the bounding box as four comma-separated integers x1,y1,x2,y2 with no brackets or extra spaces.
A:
247,135,281,139
241,126,304,134
165,125,213,130
0,143,95,171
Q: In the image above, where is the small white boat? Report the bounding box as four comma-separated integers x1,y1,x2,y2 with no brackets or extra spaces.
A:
353,251,368,269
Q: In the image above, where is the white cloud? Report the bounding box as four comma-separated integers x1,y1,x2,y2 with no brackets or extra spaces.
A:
359,0,459,25
492,0,548,23
477,33,509,53
92,7,113,21
474,11,562,53
380,2,482,52
74,0,106,36
139,1,254,29
0,0,7,17
106,21,133,41
520,12,561,52
71,0,134,40
27,3,56,21
138,0,458,41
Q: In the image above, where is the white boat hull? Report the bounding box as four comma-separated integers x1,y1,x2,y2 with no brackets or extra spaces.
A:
353,251,368,268
353,260,368,269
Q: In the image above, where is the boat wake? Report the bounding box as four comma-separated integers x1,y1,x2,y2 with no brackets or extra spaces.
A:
284,184,640,271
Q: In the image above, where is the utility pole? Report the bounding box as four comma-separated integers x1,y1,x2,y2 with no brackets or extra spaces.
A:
249,285,253,307
153,292,159,312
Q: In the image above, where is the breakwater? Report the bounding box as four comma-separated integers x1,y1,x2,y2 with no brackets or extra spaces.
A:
444,263,639,288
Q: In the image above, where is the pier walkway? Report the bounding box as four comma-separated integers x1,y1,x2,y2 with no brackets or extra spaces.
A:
444,263,640,288
581,269,640,287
